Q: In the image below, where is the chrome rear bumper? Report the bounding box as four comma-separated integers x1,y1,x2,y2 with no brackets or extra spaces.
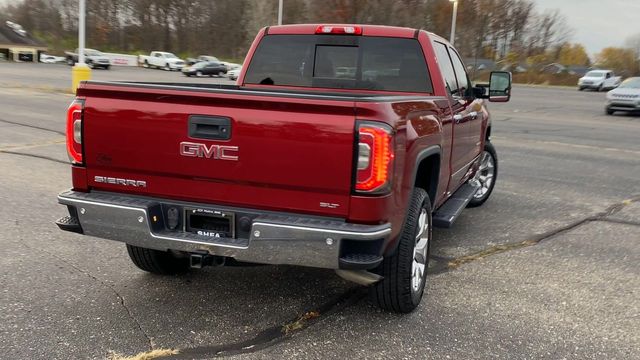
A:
57,190,391,270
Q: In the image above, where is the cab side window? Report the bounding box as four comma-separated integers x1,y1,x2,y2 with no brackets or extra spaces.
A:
448,48,471,98
433,41,458,96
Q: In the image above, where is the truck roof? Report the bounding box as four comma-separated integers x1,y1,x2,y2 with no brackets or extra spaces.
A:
266,24,419,38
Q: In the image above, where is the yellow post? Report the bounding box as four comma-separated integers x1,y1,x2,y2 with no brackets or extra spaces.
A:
71,63,91,94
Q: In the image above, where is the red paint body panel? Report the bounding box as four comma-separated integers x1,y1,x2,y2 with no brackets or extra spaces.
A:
70,25,492,253
79,85,357,217
71,166,88,191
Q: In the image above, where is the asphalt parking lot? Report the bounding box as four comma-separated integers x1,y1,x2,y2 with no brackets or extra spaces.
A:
1,63,639,359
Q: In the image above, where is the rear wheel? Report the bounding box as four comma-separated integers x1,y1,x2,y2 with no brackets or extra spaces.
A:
126,244,190,275
468,141,498,207
606,108,615,115
196,71,203,77
164,63,171,71
369,188,431,313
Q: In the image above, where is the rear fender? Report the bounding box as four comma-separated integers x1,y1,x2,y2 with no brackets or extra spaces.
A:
383,145,441,256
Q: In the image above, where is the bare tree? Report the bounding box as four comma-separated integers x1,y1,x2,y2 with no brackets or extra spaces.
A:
626,33,640,59
0,0,577,64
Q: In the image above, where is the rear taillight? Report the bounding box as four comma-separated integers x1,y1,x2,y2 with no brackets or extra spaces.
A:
355,122,394,193
66,99,84,165
315,25,362,35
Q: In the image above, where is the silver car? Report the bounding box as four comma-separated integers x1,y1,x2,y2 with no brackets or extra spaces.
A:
606,77,640,115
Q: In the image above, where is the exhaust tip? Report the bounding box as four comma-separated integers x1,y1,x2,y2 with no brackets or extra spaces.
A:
335,269,383,286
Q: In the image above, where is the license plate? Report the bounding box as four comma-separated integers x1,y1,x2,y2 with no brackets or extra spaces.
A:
185,208,234,238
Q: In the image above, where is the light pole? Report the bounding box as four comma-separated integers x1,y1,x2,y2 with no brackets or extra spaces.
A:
78,0,85,65
449,0,458,45
277,0,283,25
71,0,91,93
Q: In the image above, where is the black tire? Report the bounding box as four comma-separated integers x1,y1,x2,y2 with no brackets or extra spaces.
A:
598,84,604,92
369,188,431,313
104,65,110,70
578,87,584,91
196,70,203,77
67,58,75,66
468,141,498,207
164,63,171,71
606,108,615,115
126,244,190,275
143,60,149,68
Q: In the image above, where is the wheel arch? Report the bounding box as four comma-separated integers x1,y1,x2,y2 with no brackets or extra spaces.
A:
413,146,441,207
383,145,440,257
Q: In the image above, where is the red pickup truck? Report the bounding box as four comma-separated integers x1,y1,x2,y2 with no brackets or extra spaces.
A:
57,24,511,313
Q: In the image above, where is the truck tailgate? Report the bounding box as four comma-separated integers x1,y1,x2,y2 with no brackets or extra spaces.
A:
80,84,356,217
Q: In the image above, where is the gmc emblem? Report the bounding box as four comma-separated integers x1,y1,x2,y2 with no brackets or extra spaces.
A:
180,141,239,161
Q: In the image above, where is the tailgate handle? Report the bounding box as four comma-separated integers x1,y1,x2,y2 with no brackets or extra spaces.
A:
189,116,231,140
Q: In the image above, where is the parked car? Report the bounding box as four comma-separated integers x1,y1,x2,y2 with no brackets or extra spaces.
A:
227,67,241,81
139,51,185,71
65,48,111,69
186,55,219,66
182,61,227,77
224,62,241,71
578,70,621,91
56,24,511,313
605,77,640,115
196,55,241,71
40,54,65,63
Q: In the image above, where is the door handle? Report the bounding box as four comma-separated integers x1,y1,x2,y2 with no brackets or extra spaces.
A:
188,115,232,140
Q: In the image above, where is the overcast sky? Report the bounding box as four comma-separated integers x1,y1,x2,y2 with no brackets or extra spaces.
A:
1,0,637,55
533,0,640,55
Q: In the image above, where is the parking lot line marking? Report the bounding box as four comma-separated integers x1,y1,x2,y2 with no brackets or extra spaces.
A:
0,139,65,152
494,136,640,156
0,118,66,136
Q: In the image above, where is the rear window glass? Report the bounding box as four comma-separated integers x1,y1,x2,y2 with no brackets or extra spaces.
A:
244,35,432,93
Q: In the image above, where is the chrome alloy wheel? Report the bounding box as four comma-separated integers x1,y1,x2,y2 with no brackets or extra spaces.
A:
411,208,429,292
472,151,496,200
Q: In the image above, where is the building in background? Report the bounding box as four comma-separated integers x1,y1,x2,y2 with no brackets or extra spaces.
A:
0,21,47,62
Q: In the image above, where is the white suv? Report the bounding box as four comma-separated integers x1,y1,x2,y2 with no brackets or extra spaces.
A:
578,70,621,91
606,77,640,115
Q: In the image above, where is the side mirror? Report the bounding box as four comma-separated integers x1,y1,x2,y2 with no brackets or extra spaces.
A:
488,71,512,102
